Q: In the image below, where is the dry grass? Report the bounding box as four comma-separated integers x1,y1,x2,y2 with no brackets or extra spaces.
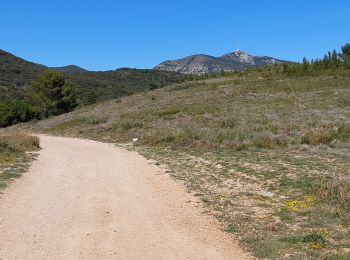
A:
0,132,40,189
301,130,333,145
14,70,350,259
0,132,40,150
319,173,350,213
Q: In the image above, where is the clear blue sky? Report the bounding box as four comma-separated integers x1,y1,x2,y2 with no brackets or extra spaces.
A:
1,0,349,71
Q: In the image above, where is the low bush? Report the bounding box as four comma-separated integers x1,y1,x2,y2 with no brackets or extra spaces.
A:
318,174,350,213
300,126,350,146
0,99,34,127
112,119,143,131
220,118,239,128
331,125,350,141
301,130,333,145
252,135,276,149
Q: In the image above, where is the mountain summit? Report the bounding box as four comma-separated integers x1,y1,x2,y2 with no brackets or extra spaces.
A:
154,50,285,74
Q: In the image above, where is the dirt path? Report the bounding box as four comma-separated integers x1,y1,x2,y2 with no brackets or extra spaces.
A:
0,135,249,260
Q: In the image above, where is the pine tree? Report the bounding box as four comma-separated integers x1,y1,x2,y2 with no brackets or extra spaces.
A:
27,71,77,117
341,43,350,68
331,49,339,68
302,57,310,72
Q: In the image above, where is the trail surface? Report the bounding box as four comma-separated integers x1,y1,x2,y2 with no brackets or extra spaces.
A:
0,135,249,260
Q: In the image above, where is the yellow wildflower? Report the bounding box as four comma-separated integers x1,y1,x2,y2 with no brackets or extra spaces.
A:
309,242,322,249
283,195,316,211
316,228,329,236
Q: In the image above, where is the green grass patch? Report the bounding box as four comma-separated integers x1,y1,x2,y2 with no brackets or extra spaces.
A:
112,119,143,131
225,224,238,233
46,117,88,132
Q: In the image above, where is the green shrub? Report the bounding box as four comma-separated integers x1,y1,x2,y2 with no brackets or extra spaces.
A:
0,99,34,127
252,137,276,149
251,133,285,149
220,118,239,128
225,224,237,233
302,233,326,247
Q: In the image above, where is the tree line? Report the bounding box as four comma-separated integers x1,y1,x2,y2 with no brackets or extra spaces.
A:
283,44,350,75
0,71,77,127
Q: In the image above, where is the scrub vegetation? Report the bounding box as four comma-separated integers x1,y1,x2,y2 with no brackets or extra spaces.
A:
9,44,350,258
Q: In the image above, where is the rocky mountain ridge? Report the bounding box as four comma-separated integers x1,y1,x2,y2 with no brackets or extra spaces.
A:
155,50,286,74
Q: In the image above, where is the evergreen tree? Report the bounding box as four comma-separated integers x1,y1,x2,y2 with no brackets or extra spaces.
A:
302,57,310,72
322,54,330,69
331,49,339,68
27,71,77,117
0,99,34,127
341,43,350,68
341,44,350,59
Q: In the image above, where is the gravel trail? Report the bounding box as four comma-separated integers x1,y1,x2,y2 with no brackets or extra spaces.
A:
0,135,249,260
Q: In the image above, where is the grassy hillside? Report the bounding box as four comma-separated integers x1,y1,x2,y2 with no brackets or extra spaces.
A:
0,49,185,104
18,67,350,258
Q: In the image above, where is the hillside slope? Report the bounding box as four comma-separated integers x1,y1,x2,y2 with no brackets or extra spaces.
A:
0,50,45,99
19,68,350,259
0,49,184,103
154,50,286,74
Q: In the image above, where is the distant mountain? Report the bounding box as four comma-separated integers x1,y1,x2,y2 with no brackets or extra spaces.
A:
154,50,286,74
51,65,88,74
0,49,184,104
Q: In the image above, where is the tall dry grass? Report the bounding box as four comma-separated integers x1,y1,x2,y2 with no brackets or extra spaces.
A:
0,132,40,152
319,173,350,213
